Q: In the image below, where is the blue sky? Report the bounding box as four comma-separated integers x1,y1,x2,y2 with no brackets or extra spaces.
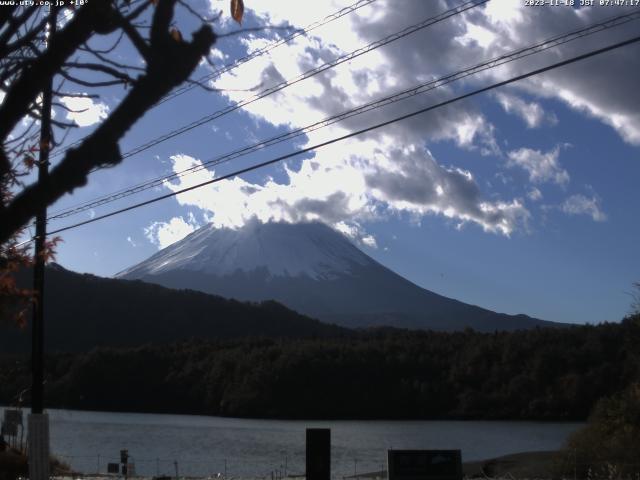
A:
32,0,640,325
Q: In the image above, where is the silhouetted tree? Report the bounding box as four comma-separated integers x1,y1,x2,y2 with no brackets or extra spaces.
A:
559,382,640,478
0,0,245,323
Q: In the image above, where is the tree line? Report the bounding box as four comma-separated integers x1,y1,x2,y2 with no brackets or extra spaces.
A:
2,314,639,420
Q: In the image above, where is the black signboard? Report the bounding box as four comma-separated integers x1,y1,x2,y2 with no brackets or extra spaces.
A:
107,463,120,474
3,409,22,427
306,428,330,480
388,450,462,480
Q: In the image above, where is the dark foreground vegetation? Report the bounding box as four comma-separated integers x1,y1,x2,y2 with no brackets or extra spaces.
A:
2,314,639,420
0,449,71,480
555,382,640,478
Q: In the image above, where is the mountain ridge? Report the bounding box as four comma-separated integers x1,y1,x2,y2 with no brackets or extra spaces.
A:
119,221,560,331
1,265,349,353
117,220,373,280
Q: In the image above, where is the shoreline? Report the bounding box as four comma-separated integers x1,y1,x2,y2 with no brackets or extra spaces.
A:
0,404,587,424
2,450,561,480
463,450,558,478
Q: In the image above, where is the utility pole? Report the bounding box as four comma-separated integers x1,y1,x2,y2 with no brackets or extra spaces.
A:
28,6,56,480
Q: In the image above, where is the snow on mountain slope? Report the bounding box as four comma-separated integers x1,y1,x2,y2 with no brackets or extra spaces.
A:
118,220,558,331
117,220,374,281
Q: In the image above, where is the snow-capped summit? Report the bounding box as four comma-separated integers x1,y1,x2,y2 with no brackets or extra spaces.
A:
118,220,558,332
117,220,373,280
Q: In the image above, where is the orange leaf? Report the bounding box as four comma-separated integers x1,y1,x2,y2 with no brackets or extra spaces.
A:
230,0,244,24
170,28,183,43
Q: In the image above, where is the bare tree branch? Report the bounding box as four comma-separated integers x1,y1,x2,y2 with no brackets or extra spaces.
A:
80,45,146,72
80,30,125,55
63,61,138,84
0,6,216,244
0,1,120,152
116,12,152,62
59,69,129,88
0,6,39,56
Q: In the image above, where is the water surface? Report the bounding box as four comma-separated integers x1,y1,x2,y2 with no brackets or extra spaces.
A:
4,408,582,478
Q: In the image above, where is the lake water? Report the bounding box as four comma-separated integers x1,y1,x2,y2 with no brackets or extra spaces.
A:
4,408,582,478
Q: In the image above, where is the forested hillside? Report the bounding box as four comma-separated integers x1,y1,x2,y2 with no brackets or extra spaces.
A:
1,265,348,353
2,315,638,420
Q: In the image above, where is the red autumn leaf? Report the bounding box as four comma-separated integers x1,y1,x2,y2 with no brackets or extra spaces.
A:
231,0,244,24
23,155,36,170
40,236,62,263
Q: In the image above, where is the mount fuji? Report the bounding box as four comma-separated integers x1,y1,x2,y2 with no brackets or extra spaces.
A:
117,221,557,331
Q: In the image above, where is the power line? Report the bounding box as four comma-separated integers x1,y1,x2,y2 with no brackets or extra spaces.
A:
44,9,640,222
158,0,381,105
36,34,640,240
44,0,489,219
43,0,488,219
97,0,489,164
49,0,381,159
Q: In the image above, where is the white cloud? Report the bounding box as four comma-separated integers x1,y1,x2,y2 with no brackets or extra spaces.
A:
544,83,640,145
191,2,532,236
561,194,606,222
164,146,529,238
211,1,501,153
58,7,75,28
483,0,524,26
209,47,227,61
495,92,557,128
334,221,378,248
361,235,378,248
469,2,640,145
145,214,200,249
527,187,543,202
59,95,109,127
456,22,497,49
507,147,569,185
167,0,636,239
126,236,137,247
